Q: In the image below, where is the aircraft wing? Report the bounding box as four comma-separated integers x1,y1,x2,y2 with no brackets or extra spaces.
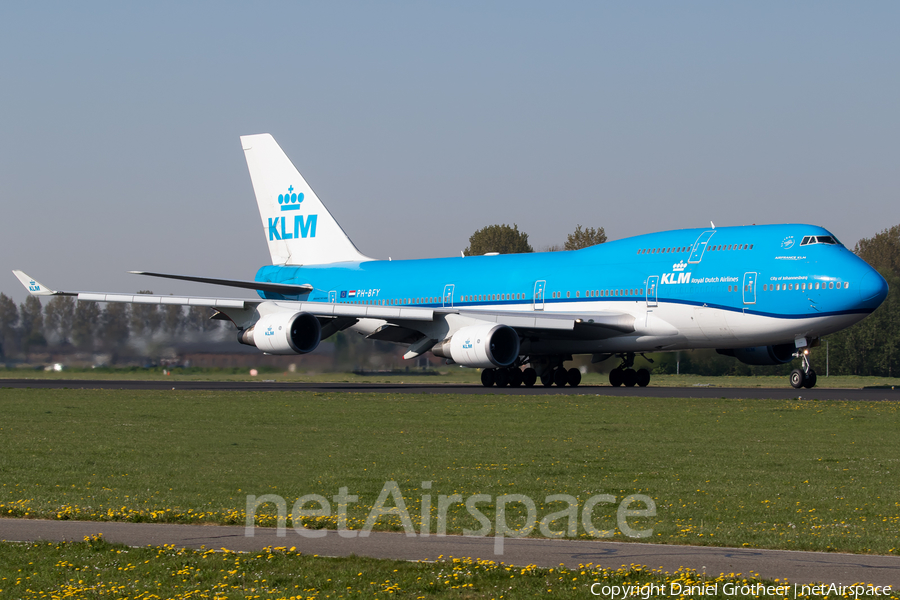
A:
448,307,635,335
13,270,636,358
13,270,254,309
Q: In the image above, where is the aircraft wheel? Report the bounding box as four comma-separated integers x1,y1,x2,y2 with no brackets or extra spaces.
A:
609,368,623,387
522,368,537,387
541,371,554,387
636,368,651,387
567,368,582,387
495,368,510,387
803,369,817,389
481,369,495,387
623,368,638,387
509,368,523,387
789,369,805,389
553,367,569,387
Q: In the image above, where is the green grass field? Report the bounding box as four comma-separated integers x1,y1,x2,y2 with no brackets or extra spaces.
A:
0,388,897,556
3,366,900,388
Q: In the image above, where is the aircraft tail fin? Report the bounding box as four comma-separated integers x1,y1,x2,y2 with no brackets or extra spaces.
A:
240,133,374,266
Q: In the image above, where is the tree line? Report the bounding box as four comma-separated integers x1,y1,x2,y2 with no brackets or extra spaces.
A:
0,292,226,362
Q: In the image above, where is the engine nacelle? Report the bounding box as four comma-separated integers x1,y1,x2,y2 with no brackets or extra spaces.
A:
432,323,520,368
239,312,321,355
717,343,795,366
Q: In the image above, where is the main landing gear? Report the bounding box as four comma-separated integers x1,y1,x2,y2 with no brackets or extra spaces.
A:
481,356,582,388
789,347,817,389
481,363,538,388
607,352,652,388
539,365,582,388
529,355,581,387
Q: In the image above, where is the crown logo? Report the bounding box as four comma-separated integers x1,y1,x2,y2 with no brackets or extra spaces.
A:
672,261,687,272
278,185,304,211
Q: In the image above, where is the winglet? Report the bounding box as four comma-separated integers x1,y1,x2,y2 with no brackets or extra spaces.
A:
12,270,63,296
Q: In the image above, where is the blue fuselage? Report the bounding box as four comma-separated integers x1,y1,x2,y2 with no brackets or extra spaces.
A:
255,224,887,326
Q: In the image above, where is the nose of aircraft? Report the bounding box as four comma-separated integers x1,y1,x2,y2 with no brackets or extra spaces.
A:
858,269,889,309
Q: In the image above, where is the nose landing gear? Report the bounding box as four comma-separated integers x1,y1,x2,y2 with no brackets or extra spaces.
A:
790,347,817,389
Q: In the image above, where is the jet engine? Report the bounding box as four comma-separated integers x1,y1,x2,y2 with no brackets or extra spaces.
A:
239,311,321,355
717,343,795,366
432,323,520,368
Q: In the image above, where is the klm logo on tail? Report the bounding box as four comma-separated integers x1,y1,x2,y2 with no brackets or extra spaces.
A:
279,185,304,211
28,280,41,293
269,185,317,241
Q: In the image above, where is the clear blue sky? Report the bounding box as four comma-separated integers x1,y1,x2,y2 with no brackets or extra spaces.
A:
2,2,898,303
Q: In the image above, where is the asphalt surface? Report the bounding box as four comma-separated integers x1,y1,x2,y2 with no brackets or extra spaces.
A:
1,518,898,587
2,378,899,400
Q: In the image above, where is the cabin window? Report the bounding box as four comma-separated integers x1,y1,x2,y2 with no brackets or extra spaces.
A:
829,282,834,289
844,282,849,289
566,291,571,298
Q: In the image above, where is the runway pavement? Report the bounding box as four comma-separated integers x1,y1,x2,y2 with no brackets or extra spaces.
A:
2,378,899,400
1,518,898,587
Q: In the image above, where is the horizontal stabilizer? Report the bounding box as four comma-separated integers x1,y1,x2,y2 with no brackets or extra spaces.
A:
129,271,313,296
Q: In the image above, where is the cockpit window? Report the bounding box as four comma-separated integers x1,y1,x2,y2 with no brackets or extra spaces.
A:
800,235,841,246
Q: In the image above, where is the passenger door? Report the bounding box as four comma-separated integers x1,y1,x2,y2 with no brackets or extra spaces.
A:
442,284,455,308
533,280,546,311
646,276,659,308
743,272,757,305
688,230,716,264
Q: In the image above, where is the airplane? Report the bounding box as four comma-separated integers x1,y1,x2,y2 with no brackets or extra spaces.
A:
14,134,889,389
